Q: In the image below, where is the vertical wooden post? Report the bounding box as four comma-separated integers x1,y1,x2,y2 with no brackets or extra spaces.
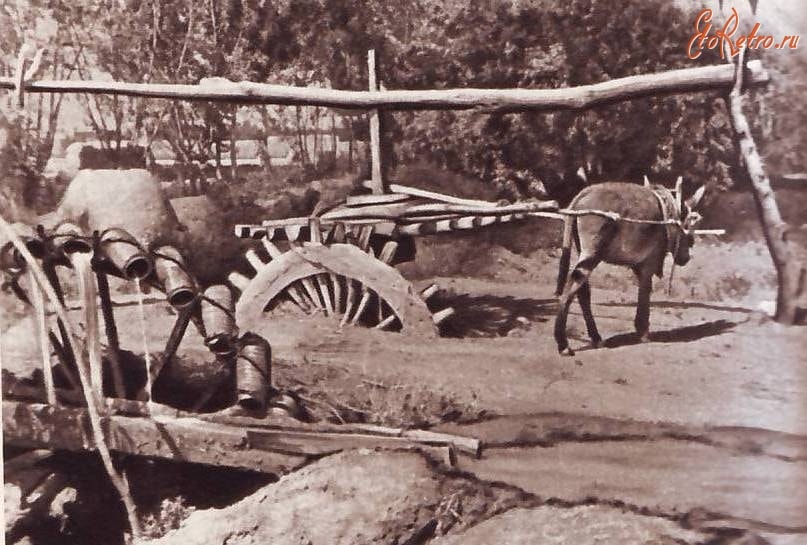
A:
96,269,126,398
725,46,803,323
28,270,56,405
367,49,386,195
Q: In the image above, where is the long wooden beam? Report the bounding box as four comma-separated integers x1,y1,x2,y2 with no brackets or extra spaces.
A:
0,61,769,112
2,400,476,474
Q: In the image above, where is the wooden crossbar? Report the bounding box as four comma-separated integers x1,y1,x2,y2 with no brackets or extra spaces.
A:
0,61,769,111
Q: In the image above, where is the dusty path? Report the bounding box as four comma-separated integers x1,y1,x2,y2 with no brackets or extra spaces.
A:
3,274,806,543
251,277,807,543
254,277,806,435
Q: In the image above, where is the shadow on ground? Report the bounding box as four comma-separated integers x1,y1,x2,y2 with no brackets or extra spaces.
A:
431,292,555,337
601,300,756,315
600,319,739,350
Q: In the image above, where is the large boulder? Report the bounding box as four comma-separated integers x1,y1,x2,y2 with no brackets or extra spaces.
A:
49,169,185,250
150,450,447,545
169,195,251,286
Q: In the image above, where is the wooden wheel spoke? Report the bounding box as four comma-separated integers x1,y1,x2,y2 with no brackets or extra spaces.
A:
236,242,439,337
331,274,343,315
349,288,373,326
300,276,324,312
315,273,334,315
340,278,358,327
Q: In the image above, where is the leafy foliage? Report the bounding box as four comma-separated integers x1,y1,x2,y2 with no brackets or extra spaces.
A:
3,0,804,208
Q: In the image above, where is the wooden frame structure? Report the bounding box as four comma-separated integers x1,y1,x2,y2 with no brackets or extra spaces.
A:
1,44,779,537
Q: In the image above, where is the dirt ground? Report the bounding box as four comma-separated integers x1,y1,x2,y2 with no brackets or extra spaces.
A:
2,239,806,544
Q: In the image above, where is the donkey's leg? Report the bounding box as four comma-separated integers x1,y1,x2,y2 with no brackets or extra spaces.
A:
554,256,600,356
577,279,602,347
633,265,654,342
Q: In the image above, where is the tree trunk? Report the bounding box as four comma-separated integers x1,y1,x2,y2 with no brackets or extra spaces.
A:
229,107,237,181
726,50,806,324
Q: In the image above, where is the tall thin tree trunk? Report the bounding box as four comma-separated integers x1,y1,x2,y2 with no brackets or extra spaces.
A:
726,49,805,324
229,107,238,181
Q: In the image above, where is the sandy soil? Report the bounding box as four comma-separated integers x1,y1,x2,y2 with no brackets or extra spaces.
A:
2,241,806,544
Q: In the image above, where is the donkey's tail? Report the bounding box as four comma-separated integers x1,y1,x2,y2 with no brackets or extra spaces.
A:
555,214,574,296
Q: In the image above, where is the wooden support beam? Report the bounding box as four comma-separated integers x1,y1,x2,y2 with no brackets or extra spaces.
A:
367,49,386,194
319,199,557,222
28,270,56,405
152,302,195,382
0,61,770,112
95,270,126,398
2,400,477,473
3,400,307,474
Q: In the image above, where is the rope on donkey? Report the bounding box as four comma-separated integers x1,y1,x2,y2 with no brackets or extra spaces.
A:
556,208,693,233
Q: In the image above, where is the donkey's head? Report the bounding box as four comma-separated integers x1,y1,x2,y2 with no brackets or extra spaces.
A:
671,185,706,266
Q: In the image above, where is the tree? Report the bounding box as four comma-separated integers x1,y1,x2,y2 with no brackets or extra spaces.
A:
0,0,83,211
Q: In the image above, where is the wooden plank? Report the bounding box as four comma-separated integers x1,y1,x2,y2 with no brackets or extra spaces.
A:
2,379,482,457
451,216,481,230
28,271,56,405
398,223,424,236
246,428,443,457
0,61,770,111
2,401,475,472
434,219,453,233
346,193,410,207
320,199,557,222
386,183,497,208
2,401,307,474
285,225,303,241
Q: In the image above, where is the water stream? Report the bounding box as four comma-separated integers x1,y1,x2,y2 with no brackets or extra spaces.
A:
134,278,153,405
72,253,103,400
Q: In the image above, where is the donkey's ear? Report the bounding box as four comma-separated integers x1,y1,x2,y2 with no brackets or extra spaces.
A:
686,185,707,210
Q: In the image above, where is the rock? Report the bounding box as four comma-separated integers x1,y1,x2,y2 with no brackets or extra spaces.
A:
50,169,185,250
431,505,710,545
151,451,446,545
169,194,249,285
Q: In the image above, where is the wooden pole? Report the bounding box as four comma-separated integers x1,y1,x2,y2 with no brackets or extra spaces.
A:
367,50,386,194
95,270,126,398
27,270,56,405
0,61,770,112
0,215,142,538
725,48,804,324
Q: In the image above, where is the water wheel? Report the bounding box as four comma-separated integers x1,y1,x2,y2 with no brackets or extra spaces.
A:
230,224,452,336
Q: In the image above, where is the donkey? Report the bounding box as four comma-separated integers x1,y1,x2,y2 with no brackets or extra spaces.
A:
554,181,706,355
